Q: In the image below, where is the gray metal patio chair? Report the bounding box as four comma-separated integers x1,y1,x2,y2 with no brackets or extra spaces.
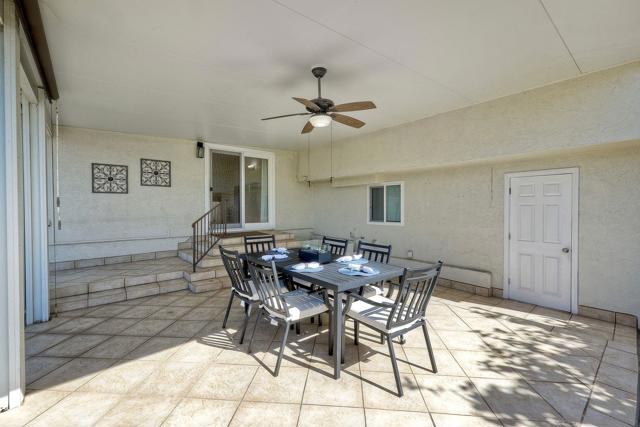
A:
356,240,392,298
299,235,349,326
219,246,260,344
345,261,443,396
322,235,349,256
247,259,331,376
244,234,276,254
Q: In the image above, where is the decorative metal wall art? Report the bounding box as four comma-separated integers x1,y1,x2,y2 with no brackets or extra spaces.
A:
140,158,171,187
92,163,128,194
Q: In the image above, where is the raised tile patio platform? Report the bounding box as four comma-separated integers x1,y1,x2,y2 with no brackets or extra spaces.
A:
50,233,305,313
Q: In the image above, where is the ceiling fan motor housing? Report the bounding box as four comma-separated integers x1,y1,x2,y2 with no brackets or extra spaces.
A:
309,97,334,112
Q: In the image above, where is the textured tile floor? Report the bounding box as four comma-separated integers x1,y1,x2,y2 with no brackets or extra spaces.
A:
2,286,637,426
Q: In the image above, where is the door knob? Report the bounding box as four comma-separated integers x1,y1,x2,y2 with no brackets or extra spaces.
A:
562,247,570,253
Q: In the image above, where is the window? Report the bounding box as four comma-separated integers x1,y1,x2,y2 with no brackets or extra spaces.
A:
368,182,404,225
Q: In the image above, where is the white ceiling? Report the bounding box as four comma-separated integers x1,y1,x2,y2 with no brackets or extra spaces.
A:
39,0,640,149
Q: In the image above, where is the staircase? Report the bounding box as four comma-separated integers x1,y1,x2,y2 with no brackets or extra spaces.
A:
178,232,303,293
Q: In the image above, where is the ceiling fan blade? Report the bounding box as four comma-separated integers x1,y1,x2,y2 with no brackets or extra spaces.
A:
292,97,321,112
330,101,376,112
301,121,314,134
330,113,365,129
261,112,311,121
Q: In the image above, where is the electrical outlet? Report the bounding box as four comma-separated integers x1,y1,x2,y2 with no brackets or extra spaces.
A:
407,250,414,258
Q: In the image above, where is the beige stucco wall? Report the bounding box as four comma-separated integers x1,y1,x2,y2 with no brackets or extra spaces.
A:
300,61,640,181
311,142,640,319
302,62,640,320
55,127,312,260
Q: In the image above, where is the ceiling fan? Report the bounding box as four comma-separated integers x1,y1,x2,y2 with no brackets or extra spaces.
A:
261,66,376,134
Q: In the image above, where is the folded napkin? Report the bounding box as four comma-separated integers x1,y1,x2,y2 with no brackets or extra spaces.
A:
346,264,376,274
274,247,289,254
273,254,288,259
337,254,364,263
292,262,320,271
261,254,274,261
361,266,375,274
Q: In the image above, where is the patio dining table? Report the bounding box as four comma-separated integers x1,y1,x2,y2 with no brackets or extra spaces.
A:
244,248,405,379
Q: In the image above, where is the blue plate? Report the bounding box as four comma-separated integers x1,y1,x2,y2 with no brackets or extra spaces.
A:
288,266,324,273
336,258,368,265
338,267,379,276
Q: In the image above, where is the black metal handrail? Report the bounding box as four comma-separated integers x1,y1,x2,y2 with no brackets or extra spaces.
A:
191,202,226,272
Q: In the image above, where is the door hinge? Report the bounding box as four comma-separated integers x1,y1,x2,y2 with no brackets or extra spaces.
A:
56,197,61,207
508,278,511,285
508,232,511,240
508,187,511,195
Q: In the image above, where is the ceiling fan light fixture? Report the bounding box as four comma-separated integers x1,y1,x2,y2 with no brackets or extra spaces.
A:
309,113,332,128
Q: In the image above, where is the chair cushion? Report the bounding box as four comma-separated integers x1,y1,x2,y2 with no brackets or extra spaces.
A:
347,294,420,334
234,281,258,301
265,289,329,321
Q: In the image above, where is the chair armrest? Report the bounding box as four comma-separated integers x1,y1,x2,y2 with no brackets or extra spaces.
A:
346,292,395,308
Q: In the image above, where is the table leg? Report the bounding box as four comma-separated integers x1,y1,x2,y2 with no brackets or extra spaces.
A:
333,292,343,379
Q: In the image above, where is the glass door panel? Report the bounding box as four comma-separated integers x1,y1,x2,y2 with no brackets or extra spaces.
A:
244,157,269,224
210,151,241,228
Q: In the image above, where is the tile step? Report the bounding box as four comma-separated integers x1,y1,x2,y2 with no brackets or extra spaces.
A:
180,232,296,250
183,267,225,282
189,278,223,294
53,278,190,313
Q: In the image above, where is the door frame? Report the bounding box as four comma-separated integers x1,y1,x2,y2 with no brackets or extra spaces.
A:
503,167,580,314
203,142,276,231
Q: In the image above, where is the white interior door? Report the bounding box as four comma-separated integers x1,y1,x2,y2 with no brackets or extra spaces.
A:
507,172,574,311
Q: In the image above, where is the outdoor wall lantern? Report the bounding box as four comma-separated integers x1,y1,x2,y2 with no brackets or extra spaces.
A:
196,141,205,158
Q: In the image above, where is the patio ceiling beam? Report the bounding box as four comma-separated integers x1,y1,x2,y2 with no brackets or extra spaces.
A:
15,0,58,100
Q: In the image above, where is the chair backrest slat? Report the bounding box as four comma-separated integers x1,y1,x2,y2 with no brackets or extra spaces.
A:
322,236,349,256
387,262,443,331
219,246,254,299
244,234,276,254
246,259,289,318
357,240,391,264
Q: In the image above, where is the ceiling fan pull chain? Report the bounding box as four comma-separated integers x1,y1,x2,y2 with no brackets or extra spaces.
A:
330,121,334,183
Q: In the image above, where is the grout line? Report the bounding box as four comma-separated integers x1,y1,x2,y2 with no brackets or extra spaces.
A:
228,315,278,426
437,296,531,425
578,343,608,424
538,0,583,74
269,0,474,104
26,290,215,372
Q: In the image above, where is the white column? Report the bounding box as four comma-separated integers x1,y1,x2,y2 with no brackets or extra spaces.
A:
0,0,25,410
22,94,34,325
32,89,49,323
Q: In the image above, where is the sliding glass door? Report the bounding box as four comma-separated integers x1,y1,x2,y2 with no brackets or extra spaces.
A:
210,151,241,228
208,147,274,230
